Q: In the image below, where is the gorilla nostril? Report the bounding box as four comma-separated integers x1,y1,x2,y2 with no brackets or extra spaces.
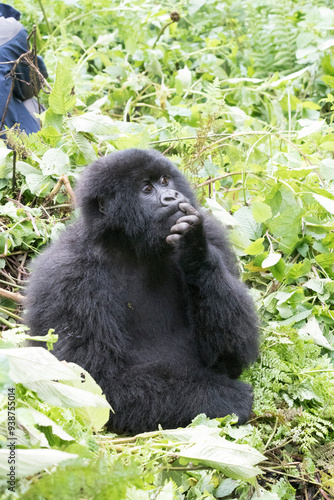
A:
161,190,180,206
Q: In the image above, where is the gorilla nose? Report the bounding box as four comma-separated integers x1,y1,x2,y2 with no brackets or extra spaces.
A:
160,190,184,206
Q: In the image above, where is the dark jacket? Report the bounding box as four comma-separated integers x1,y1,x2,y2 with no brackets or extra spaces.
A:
0,4,48,134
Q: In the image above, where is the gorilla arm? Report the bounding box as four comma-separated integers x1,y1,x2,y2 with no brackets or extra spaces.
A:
168,203,259,378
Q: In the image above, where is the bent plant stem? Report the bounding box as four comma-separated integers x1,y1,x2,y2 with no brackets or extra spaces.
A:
45,176,77,205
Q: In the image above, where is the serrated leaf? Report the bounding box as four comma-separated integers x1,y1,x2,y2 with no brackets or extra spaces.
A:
17,408,74,441
71,132,97,163
233,206,262,240
285,259,311,282
49,63,76,114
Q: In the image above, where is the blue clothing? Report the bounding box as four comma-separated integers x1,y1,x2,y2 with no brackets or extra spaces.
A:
0,4,48,134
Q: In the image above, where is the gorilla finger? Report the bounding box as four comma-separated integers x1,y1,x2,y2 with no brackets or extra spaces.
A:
170,222,191,234
166,233,182,246
179,202,198,216
176,215,200,226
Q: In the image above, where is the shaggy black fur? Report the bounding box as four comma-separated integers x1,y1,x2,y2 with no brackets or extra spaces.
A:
24,149,259,434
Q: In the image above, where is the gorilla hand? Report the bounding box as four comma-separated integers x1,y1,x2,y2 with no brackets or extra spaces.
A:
166,202,202,246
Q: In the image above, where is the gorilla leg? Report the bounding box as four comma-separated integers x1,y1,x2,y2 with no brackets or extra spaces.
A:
103,363,253,434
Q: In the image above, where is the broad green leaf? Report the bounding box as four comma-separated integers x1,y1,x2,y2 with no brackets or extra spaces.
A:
285,259,311,282
277,310,311,326
319,159,334,181
322,75,334,89
271,259,286,282
262,253,281,268
66,362,111,431
314,193,334,214
0,348,76,383
315,253,334,267
304,278,329,294
68,112,117,135
178,436,265,480
71,132,97,163
17,408,74,441
41,148,70,176
49,63,76,115
206,199,240,227
320,141,334,152
297,120,324,139
252,202,272,223
298,316,333,350
233,206,262,240
267,208,304,253
25,379,112,409
0,449,77,479
244,238,265,255
176,66,192,90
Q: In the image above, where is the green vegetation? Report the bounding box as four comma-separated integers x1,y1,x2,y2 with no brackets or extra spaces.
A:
1,0,334,497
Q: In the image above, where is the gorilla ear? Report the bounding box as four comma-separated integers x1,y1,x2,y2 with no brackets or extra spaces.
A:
98,197,106,215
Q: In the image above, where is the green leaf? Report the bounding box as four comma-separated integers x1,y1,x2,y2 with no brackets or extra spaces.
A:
315,253,334,267
314,193,334,214
177,435,265,480
206,199,240,227
298,316,333,350
262,253,281,268
65,363,111,431
24,379,111,409
251,202,272,223
320,141,334,152
71,132,97,164
322,75,334,89
233,206,262,240
49,63,76,115
267,208,304,253
271,258,286,281
0,348,76,383
244,238,265,255
285,259,311,282
0,449,77,479
41,148,70,176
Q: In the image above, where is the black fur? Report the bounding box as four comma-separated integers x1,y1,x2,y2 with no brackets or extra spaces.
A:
24,149,259,434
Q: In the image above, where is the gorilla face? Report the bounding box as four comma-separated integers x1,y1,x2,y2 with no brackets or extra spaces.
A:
76,149,196,255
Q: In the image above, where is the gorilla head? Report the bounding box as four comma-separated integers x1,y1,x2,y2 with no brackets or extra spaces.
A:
76,149,197,256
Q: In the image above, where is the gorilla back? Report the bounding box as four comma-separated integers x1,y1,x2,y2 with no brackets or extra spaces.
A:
24,148,259,434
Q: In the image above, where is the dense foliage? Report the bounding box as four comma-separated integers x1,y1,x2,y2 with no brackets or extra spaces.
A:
1,0,334,498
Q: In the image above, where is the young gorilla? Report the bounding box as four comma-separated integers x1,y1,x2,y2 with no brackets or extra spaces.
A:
25,149,259,435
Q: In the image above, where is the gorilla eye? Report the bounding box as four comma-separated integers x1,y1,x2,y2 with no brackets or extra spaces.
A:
161,176,169,186
142,183,153,193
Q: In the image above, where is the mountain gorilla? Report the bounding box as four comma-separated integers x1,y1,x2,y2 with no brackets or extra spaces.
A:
24,149,259,435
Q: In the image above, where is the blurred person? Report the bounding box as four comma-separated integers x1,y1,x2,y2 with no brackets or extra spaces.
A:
0,3,48,134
